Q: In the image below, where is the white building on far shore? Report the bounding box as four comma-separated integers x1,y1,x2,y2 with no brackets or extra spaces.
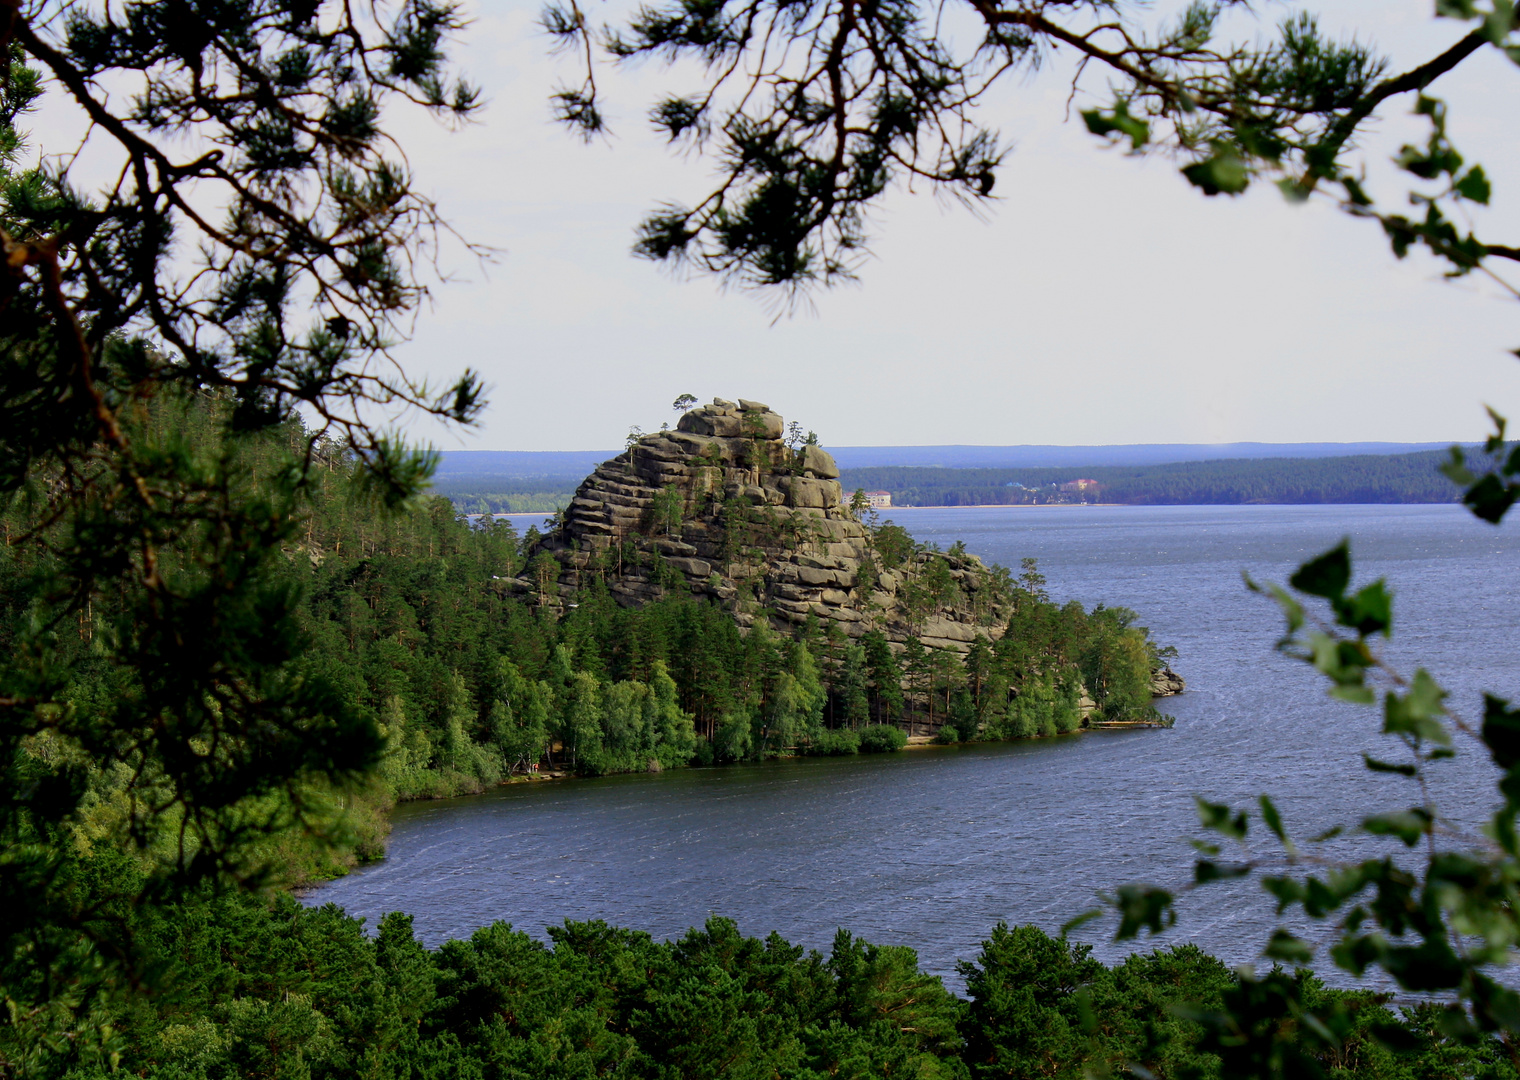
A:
865,491,892,509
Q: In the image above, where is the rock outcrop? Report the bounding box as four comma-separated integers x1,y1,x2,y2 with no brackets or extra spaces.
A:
1150,667,1186,697
514,398,1011,652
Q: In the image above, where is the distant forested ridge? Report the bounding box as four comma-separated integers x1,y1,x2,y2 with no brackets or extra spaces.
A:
428,474,578,515
839,449,1471,507
434,448,1472,513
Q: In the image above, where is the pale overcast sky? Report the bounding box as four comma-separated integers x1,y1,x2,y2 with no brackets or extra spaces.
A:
37,2,1520,451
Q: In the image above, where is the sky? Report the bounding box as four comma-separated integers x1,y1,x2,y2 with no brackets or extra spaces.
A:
33,2,1520,451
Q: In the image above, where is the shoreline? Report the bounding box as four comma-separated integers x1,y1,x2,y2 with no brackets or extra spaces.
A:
480,502,1459,521
401,722,1126,802
887,502,1123,510
293,720,1170,889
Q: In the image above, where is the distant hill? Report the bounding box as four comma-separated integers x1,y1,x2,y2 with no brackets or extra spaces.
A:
824,442,1452,469
434,442,1454,481
838,450,1471,507
430,443,1468,513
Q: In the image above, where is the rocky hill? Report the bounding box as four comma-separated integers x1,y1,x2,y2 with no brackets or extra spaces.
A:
514,398,1013,652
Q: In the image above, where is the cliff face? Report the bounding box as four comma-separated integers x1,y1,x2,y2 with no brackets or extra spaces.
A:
516,398,1011,651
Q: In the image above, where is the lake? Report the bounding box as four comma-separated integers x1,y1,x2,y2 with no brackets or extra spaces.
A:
307,504,1520,983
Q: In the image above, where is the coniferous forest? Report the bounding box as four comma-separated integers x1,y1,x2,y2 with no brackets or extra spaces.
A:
12,885,1514,1080
12,0,1520,1075
6,397,1514,1078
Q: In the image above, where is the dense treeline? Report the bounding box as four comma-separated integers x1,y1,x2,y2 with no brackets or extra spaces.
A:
429,472,579,514
838,450,1469,506
10,865,1510,1080
449,492,570,515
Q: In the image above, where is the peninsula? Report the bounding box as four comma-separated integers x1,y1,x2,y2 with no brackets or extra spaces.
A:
487,397,1181,765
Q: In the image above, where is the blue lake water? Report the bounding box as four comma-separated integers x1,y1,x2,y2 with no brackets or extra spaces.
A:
307,504,1520,983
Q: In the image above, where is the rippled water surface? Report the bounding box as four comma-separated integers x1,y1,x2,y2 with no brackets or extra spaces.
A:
308,504,1520,981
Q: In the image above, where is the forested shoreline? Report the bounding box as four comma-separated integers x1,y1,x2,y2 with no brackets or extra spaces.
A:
2,401,1173,881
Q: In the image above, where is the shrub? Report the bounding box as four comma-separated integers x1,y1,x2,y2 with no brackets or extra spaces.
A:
858,725,907,753
713,712,753,763
807,729,860,756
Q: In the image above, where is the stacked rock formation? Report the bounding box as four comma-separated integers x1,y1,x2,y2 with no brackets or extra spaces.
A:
515,398,1010,652
1150,667,1186,697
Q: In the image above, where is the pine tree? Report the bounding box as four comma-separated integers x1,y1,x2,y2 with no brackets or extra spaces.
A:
862,630,905,727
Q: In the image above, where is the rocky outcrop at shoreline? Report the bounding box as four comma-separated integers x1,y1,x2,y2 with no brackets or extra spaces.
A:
1150,667,1186,697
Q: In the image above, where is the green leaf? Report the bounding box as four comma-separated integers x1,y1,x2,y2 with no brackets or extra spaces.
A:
1415,94,1448,126
1482,694,1520,769
1440,445,1476,487
1369,1020,1428,1053
1342,176,1373,207
1181,146,1249,196
1290,542,1351,600
1381,939,1465,992
1383,670,1451,745
1331,932,1385,977
1110,884,1176,939
1427,851,1489,890
1485,0,1516,42
1263,928,1314,964
1455,164,1492,204
1195,859,1251,884
1196,797,1247,840
1259,794,1293,854
1247,577,1305,637
1303,876,1350,919
1466,974,1520,1032
1276,177,1311,203
1309,634,1372,688
1081,101,1149,150
1334,579,1392,637
1485,405,1509,448
1060,908,1103,936
1463,473,1516,524
1262,875,1305,911
1363,809,1432,846
1363,754,1418,777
